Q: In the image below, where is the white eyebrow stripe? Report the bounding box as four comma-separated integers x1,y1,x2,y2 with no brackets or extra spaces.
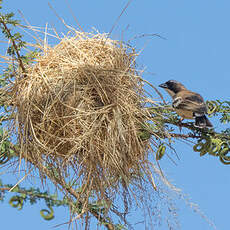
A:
172,97,183,107
173,96,182,101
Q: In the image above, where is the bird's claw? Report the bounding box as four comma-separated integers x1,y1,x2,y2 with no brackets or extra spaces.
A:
178,118,184,132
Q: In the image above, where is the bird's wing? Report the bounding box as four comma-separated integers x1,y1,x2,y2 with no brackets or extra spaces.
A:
172,91,208,114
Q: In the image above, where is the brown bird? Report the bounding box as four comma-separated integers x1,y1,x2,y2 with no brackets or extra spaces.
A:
159,80,213,128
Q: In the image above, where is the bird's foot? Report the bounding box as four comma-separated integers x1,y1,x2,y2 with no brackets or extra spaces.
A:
178,118,184,132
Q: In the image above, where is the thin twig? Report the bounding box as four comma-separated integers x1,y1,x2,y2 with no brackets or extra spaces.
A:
108,0,134,36
65,186,115,230
0,18,26,74
169,133,201,139
64,0,84,32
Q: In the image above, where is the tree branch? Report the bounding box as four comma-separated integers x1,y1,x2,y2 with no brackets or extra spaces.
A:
169,133,201,139
0,18,26,74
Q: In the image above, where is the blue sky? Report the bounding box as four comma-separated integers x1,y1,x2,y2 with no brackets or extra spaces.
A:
1,0,230,229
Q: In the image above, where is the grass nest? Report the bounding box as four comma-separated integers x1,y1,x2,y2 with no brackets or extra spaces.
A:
11,31,152,208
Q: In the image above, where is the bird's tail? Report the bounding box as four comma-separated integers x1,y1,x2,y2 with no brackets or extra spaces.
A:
194,115,213,128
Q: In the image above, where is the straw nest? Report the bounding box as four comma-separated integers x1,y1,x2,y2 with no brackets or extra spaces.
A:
11,31,151,205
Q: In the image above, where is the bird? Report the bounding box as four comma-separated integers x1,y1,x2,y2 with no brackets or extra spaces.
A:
159,80,213,128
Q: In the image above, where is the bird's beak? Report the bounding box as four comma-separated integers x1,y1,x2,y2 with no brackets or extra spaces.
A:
159,83,168,89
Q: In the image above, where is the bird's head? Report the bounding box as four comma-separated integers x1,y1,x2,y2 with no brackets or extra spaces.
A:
159,80,186,97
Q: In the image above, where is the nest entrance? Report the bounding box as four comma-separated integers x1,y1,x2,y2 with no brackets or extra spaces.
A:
12,31,150,206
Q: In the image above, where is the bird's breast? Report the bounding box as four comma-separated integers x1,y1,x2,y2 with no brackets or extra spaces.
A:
175,109,194,119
